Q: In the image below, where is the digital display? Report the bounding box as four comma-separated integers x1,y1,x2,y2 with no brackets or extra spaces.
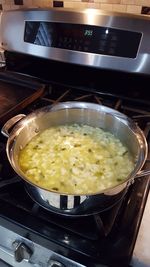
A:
24,21,142,58
84,30,93,37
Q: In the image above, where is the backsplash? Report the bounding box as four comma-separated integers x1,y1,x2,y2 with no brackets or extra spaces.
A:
0,0,150,15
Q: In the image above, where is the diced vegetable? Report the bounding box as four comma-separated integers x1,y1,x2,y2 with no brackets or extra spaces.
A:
19,124,135,194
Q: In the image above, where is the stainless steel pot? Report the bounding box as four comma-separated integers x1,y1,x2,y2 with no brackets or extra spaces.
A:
1,102,150,216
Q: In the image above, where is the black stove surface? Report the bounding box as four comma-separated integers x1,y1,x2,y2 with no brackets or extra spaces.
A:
0,79,150,267
0,51,150,266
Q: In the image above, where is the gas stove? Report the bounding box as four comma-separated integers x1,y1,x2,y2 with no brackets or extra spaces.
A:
0,8,150,267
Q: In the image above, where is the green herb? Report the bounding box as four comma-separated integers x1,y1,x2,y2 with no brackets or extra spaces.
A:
117,178,122,182
52,187,59,191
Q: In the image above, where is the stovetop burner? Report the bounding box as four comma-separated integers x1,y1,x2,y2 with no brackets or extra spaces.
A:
0,83,149,267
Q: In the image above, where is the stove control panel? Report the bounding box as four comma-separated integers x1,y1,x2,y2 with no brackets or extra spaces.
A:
24,21,142,59
0,225,86,267
1,9,150,74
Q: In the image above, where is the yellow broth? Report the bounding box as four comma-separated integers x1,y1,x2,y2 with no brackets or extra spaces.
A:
19,124,135,194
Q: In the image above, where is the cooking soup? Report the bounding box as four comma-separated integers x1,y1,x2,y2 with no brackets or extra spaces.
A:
19,124,135,194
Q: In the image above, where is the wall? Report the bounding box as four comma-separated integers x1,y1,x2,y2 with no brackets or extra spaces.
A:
0,0,150,15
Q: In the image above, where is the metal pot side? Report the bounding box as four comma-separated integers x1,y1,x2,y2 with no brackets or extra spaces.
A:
3,102,148,216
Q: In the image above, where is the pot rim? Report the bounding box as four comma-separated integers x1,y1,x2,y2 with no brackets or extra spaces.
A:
4,101,148,196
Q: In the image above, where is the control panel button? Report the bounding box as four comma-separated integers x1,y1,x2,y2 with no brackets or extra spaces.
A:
12,241,33,262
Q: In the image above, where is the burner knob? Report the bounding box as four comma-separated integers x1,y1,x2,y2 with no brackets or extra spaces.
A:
48,259,65,267
13,241,33,262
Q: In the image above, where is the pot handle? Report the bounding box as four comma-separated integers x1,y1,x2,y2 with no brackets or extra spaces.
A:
1,114,26,138
135,169,150,178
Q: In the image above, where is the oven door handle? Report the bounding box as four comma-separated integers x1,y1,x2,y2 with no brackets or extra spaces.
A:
1,114,26,138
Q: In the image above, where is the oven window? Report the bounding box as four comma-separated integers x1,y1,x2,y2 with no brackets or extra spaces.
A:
24,21,142,58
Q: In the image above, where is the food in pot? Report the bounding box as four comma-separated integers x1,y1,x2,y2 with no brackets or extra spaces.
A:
19,124,135,194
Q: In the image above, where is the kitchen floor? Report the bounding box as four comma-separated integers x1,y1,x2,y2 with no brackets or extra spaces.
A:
132,193,150,267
